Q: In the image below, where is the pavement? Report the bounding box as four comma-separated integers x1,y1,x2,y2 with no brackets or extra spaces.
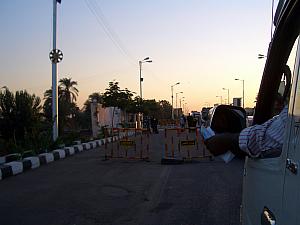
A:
0,130,244,225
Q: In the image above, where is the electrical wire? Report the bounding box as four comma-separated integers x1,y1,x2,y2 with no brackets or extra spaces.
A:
84,0,136,66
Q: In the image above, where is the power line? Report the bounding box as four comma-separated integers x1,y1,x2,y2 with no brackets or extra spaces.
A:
84,0,136,66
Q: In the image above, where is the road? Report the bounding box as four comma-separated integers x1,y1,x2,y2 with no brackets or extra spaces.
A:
0,130,244,225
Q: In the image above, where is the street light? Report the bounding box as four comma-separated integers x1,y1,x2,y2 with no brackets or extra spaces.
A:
222,88,230,105
176,91,183,109
216,95,222,105
258,54,266,59
139,57,152,100
183,102,187,115
180,97,185,108
171,82,180,120
179,98,185,116
175,92,183,118
235,78,245,108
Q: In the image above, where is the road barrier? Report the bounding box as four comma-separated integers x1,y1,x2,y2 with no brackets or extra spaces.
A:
162,127,212,163
104,128,150,161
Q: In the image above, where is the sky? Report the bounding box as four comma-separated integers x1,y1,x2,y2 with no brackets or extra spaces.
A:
0,0,277,112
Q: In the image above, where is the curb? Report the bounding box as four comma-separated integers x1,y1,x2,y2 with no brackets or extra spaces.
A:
0,136,118,181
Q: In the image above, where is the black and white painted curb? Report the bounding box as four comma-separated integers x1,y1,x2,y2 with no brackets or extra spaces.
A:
0,131,135,181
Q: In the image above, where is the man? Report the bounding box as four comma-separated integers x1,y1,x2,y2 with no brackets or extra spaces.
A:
205,103,288,158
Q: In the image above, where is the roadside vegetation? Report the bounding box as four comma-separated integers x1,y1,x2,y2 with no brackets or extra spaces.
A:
0,79,172,156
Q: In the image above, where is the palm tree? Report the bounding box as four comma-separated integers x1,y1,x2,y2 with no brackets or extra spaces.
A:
59,78,79,104
43,78,79,134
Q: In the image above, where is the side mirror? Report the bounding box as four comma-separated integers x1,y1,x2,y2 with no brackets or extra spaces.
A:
208,105,247,134
261,206,276,225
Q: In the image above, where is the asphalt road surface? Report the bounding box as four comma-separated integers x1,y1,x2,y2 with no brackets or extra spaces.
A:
0,130,244,225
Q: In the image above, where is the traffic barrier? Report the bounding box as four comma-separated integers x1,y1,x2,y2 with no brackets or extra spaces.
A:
104,128,150,161
39,153,55,164
53,149,66,160
64,147,75,156
162,127,212,163
23,157,40,169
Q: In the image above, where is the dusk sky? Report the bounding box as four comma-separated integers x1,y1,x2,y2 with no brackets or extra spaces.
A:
0,0,278,111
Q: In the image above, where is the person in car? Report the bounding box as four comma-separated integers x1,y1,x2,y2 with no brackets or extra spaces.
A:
205,95,287,158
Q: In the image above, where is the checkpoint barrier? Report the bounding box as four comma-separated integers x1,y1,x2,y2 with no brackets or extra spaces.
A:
162,127,212,163
104,128,150,161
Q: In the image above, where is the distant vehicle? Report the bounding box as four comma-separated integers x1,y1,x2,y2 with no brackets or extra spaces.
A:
246,115,253,127
191,111,202,126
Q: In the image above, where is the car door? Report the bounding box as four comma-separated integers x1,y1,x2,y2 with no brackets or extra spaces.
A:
242,1,300,224
281,38,300,224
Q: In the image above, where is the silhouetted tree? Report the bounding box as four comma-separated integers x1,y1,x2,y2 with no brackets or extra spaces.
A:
102,81,134,127
0,88,42,152
43,78,79,134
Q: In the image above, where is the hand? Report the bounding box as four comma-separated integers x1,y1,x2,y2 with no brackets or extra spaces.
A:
204,133,244,157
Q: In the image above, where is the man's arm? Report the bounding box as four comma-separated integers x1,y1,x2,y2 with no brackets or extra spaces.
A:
239,106,288,157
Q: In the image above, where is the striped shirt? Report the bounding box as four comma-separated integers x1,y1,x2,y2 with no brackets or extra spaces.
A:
239,106,288,157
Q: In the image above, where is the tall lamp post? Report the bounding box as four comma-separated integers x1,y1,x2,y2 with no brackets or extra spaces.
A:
216,95,222,105
171,82,180,120
176,91,183,117
139,57,152,100
180,97,185,108
49,0,63,141
235,78,245,108
183,102,187,115
222,88,230,105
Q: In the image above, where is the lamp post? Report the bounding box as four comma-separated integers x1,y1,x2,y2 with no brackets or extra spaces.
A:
180,97,185,108
139,57,152,100
171,82,180,120
176,91,183,117
183,102,187,115
222,88,230,105
216,95,222,105
235,78,245,108
179,97,184,115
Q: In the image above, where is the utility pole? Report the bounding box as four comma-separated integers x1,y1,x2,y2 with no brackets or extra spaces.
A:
50,0,63,141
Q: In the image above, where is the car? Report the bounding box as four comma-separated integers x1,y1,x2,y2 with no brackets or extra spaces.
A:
208,0,300,224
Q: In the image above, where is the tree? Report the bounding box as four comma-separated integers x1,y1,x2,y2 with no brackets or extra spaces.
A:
157,100,172,119
43,77,80,134
59,77,79,103
0,88,42,152
80,92,104,130
102,81,134,127
141,99,159,117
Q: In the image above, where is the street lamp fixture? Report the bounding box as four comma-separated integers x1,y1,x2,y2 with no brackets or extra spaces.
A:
139,57,152,100
216,95,222,105
222,88,230,105
171,82,180,120
258,54,266,59
235,78,245,108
